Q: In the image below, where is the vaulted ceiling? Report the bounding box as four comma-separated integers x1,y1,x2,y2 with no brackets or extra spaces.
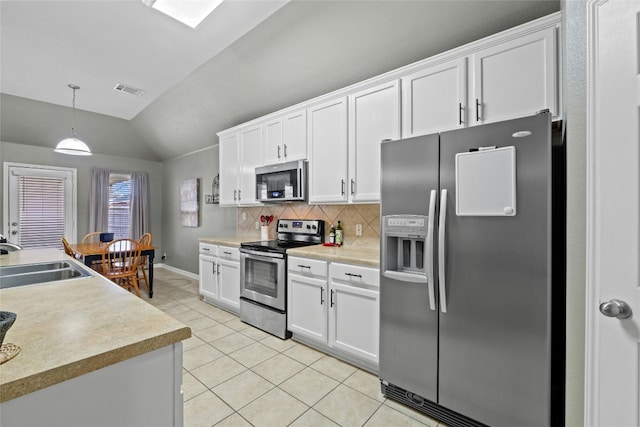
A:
0,0,560,162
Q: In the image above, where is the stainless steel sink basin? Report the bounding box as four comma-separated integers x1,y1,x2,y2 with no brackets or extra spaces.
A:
0,261,93,289
0,261,71,276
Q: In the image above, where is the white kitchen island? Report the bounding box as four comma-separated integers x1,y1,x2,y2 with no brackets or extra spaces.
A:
0,249,191,427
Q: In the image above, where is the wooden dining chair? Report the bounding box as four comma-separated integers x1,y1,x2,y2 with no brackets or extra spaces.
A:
101,239,142,297
137,232,152,293
61,237,79,259
81,231,102,244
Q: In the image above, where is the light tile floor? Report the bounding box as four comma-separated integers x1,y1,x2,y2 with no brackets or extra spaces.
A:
146,268,449,427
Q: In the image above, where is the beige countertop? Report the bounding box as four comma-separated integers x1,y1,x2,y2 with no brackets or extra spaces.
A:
288,244,380,267
199,236,254,248
200,236,380,266
0,249,191,403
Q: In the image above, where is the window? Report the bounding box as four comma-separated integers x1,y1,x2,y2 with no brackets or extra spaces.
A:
4,163,76,249
108,173,131,240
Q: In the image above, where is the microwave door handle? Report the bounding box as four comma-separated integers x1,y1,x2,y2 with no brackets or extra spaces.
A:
438,189,448,313
426,189,437,311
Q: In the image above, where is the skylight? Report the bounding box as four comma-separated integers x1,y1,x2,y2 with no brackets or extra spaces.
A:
142,0,223,29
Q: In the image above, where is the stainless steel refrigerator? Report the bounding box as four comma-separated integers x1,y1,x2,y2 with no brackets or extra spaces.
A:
379,111,565,427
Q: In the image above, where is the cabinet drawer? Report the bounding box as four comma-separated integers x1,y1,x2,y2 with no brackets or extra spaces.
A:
199,243,217,255
288,256,327,278
330,263,379,289
218,246,240,261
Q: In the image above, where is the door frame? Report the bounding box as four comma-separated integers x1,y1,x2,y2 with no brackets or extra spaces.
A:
584,0,639,424
3,162,78,244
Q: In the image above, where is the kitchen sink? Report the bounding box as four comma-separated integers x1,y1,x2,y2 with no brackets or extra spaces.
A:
0,261,93,289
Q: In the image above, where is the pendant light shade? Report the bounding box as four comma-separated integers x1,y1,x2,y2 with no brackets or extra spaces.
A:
55,84,92,156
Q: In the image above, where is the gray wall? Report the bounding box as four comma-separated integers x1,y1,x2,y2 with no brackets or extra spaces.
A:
161,145,236,274
562,1,587,426
0,140,164,252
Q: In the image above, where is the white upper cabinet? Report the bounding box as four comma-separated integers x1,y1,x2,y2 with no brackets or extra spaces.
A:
219,125,263,206
348,80,401,203
262,117,283,165
219,133,240,206
262,109,307,165
283,109,307,162
238,124,262,205
402,58,467,137
308,97,348,204
471,26,557,124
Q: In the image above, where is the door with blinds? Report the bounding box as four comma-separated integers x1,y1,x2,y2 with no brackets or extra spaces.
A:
4,163,76,249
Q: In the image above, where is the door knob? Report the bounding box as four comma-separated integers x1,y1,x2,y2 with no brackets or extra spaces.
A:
599,299,632,319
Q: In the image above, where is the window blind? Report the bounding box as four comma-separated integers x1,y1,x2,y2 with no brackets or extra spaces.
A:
18,175,66,249
108,174,131,240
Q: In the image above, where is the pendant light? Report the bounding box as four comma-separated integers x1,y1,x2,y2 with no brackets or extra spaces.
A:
55,84,92,156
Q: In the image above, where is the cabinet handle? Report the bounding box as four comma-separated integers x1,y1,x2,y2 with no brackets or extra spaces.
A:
475,99,481,122
233,189,237,201
212,262,216,274
458,102,463,125
277,145,281,159
345,272,362,278
320,288,325,305
341,179,345,195
350,179,355,195
223,251,232,255
202,247,210,252
283,144,288,158
330,289,335,307
217,263,221,275
298,264,311,269
238,190,242,200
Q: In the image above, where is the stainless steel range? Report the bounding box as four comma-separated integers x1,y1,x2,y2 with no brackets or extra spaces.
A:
240,219,324,339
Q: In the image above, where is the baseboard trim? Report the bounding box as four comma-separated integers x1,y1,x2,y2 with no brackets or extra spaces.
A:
156,263,199,280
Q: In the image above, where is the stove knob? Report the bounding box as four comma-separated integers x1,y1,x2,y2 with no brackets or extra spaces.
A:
306,225,311,229
279,223,284,228
312,225,317,230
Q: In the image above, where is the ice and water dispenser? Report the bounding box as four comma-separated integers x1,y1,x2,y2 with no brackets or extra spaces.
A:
381,215,430,283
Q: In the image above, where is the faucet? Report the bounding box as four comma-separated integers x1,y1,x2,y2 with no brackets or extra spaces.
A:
0,243,23,254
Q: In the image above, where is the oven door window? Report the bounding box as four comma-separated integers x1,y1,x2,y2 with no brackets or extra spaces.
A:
241,253,287,312
244,257,279,298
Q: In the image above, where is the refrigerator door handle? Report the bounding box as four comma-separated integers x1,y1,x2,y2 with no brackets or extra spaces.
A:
438,189,448,313
426,189,437,310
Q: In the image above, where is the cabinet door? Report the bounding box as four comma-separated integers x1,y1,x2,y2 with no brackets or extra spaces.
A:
287,274,328,344
219,134,239,206
472,26,557,125
282,109,307,162
328,282,379,365
263,118,283,165
217,258,240,314
308,97,348,203
238,125,263,205
348,80,401,203
199,254,217,300
402,57,467,137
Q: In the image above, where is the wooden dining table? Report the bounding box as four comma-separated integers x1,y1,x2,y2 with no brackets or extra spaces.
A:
68,242,157,298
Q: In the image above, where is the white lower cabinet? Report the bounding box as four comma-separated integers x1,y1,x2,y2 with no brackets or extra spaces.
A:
199,243,240,314
287,256,379,371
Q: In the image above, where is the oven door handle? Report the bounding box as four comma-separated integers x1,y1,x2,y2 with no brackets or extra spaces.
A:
240,249,285,260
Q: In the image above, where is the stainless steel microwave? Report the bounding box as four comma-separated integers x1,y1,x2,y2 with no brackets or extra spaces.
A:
255,160,307,203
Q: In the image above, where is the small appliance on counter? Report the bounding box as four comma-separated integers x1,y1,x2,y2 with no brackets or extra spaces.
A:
239,219,324,339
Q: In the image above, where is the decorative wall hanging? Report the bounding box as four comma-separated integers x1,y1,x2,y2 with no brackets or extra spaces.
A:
205,174,219,204
180,178,199,227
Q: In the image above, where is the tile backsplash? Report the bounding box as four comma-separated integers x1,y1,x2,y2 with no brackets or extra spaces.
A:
237,203,380,248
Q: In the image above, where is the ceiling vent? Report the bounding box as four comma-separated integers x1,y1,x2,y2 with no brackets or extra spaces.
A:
113,83,146,96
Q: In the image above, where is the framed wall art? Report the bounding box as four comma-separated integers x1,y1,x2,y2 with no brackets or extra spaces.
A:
180,178,199,227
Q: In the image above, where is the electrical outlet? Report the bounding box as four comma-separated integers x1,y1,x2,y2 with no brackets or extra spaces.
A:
242,212,247,220
161,253,167,260
355,224,363,236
